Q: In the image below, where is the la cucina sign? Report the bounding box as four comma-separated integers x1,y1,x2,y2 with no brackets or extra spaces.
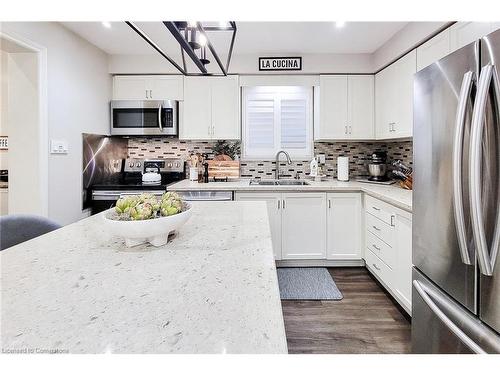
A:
259,57,302,71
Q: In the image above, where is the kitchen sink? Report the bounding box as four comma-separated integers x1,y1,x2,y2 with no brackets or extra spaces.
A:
249,179,310,186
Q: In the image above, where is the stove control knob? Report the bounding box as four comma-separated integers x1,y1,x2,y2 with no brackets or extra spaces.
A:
129,162,134,168
175,162,180,168
167,162,173,168
136,162,141,168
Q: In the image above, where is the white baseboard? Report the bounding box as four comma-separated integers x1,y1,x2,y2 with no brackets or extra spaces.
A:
276,259,365,267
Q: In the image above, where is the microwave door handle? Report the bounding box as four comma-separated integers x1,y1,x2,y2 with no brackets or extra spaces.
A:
469,64,500,276
158,104,163,132
452,71,474,265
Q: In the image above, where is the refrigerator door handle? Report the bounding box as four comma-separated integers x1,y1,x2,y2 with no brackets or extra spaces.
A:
452,71,474,265
470,64,500,276
413,280,485,354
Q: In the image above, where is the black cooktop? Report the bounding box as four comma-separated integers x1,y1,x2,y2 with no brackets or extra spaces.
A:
91,172,184,191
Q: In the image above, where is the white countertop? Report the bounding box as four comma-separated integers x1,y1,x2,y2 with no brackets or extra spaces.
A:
168,179,412,212
1,202,288,354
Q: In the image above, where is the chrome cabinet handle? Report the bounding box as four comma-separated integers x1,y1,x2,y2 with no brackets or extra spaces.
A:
328,199,331,209
145,89,148,99
282,200,285,209
158,104,163,132
372,206,380,211
278,200,280,210
208,126,211,136
349,125,352,134
372,225,381,231
149,89,153,99
372,244,381,251
413,280,485,353
372,263,381,271
345,125,348,134
470,64,500,276
390,215,395,227
453,71,474,266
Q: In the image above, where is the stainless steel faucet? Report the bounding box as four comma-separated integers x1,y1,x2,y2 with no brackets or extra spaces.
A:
275,150,292,179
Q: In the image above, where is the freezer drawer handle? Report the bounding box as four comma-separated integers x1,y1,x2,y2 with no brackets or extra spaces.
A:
413,280,485,354
452,71,474,266
469,64,500,276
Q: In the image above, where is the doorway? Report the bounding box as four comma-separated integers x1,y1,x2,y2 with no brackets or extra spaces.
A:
0,32,48,217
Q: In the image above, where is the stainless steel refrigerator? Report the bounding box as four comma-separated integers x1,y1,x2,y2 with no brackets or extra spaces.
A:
413,28,500,353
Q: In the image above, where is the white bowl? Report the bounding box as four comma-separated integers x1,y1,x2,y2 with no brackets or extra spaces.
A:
103,203,193,247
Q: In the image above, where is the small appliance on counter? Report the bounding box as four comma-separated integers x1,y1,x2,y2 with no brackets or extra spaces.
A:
89,158,185,214
367,151,389,182
337,156,349,181
357,151,396,185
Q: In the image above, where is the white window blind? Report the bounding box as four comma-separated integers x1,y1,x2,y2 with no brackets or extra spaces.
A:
242,86,313,159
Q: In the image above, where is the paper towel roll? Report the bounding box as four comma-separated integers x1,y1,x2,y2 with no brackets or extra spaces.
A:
337,156,349,181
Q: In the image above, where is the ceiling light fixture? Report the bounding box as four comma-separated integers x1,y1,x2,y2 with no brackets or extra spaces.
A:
336,21,346,28
102,21,111,29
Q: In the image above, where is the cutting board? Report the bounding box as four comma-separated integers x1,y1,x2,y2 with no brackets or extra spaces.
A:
207,160,240,180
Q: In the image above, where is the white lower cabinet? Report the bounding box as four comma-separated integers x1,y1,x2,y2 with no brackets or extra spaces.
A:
326,193,362,259
364,195,412,314
234,192,282,260
393,210,412,310
235,192,327,260
281,193,327,259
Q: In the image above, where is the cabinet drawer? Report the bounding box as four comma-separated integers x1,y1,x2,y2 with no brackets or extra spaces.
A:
365,195,394,225
366,212,394,247
366,230,395,269
365,248,393,288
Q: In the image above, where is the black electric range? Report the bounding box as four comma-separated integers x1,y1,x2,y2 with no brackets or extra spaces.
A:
89,158,185,214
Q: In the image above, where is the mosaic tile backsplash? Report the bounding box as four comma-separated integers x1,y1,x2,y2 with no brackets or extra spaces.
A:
127,138,413,179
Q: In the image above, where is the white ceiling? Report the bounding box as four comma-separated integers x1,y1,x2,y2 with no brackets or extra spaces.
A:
62,22,408,56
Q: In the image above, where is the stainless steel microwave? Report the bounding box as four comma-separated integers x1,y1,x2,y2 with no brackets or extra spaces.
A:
110,100,178,136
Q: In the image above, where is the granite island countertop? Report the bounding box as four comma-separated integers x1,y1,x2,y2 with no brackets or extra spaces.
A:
1,202,287,354
168,179,412,212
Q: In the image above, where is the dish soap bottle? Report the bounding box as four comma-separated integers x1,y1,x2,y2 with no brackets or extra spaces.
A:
310,156,318,178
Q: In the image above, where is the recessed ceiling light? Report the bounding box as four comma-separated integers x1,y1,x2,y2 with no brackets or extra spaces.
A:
102,21,111,29
336,21,346,28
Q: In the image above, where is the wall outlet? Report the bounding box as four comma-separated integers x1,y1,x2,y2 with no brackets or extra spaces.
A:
50,140,68,154
317,154,326,164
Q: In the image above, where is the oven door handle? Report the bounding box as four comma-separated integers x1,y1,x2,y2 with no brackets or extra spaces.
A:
158,104,163,132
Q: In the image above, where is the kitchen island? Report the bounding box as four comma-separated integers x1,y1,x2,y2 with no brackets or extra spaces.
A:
1,202,287,354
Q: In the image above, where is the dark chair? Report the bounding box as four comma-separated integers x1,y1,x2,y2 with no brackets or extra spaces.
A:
0,214,61,250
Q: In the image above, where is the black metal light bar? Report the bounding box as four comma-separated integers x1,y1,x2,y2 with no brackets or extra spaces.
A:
125,21,186,75
163,21,208,74
225,22,237,73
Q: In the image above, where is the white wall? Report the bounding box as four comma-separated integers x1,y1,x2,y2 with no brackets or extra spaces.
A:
0,50,8,170
371,22,450,71
0,22,112,225
108,52,374,75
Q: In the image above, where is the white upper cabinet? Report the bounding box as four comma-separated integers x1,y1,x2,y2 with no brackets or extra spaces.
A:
326,193,362,260
181,77,212,139
317,75,348,139
348,75,374,139
417,29,451,71
112,75,184,100
449,22,492,52
375,50,416,139
210,75,240,140
316,75,374,140
181,76,240,140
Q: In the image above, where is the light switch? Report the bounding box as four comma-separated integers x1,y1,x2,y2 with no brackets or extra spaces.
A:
50,140,68,154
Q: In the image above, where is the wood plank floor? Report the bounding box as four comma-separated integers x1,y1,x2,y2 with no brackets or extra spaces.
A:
281,267,411,354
